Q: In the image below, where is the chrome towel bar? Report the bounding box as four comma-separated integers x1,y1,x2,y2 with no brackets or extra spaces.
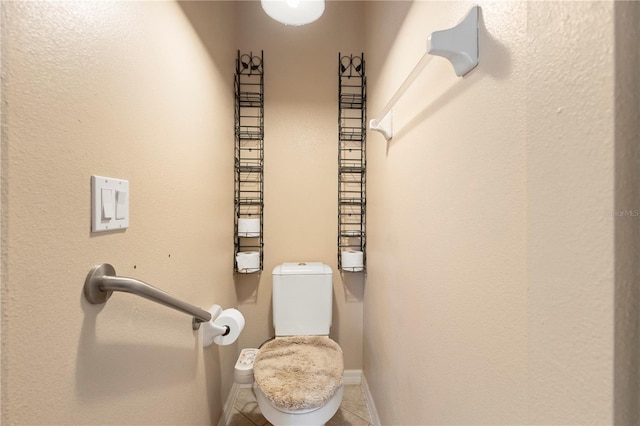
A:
84,263,213,330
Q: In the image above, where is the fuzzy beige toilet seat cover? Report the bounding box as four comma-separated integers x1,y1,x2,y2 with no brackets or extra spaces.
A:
253,336,344,412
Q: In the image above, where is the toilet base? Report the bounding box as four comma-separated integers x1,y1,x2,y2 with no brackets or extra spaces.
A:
255,383,344,426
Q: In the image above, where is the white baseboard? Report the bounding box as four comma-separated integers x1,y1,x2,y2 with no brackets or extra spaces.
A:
362,373,381,426
343,369,362,385
219,369,378,426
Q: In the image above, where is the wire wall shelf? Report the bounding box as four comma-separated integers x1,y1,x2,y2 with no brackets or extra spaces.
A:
338,53,366,272
234,50,264,273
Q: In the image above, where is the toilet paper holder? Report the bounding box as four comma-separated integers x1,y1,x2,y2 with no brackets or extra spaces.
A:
200,304,245,347
83,263,237,339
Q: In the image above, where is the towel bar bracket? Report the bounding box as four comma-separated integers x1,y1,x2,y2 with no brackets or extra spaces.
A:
84,262,115,305
192,318,200,330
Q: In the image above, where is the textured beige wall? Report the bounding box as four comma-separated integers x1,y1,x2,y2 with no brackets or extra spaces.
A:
2,1,637,425
364,2,528,423
1,1,237,424
0,7,3,421
234,1,365,370
364,1,634,424
526,1,618,423
613,1,640,425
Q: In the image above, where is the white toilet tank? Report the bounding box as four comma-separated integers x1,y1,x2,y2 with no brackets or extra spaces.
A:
272,262,333,336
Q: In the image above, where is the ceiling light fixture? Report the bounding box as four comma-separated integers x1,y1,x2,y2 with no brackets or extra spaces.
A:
261,0,325,26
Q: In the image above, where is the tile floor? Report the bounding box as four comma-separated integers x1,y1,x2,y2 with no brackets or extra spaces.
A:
228,384,373,426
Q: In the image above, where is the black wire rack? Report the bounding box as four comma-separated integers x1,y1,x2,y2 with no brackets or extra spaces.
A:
234,50,264,273
338,53,366,272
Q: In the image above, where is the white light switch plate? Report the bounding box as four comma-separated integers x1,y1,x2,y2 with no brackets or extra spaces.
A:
91,175,129,232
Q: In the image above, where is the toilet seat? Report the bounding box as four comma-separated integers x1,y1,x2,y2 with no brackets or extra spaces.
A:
253,336,344,412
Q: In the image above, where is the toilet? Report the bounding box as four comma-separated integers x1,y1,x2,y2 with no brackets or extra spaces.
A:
236,262,344,426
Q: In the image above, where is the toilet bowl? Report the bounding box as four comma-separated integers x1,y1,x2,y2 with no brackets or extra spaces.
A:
253,335,344,425
244,262,343,426
255,382,344,426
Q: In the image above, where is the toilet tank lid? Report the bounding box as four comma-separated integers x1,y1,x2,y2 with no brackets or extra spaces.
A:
273,262,332,276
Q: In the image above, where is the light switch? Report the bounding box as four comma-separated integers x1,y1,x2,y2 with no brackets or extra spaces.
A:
101,188,114,220
115,190,127,220
91,175,129,232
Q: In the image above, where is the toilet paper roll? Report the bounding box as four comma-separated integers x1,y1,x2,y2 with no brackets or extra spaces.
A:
202,305,246,347
236,251,260,273
238,218,260,237
342,250,364,272
212,308,245,346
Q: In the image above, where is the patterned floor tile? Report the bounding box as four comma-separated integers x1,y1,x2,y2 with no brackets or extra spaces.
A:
228,384,372,426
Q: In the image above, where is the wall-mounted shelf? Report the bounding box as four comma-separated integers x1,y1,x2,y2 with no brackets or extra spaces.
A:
338,53,366,273
234,50,264,273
